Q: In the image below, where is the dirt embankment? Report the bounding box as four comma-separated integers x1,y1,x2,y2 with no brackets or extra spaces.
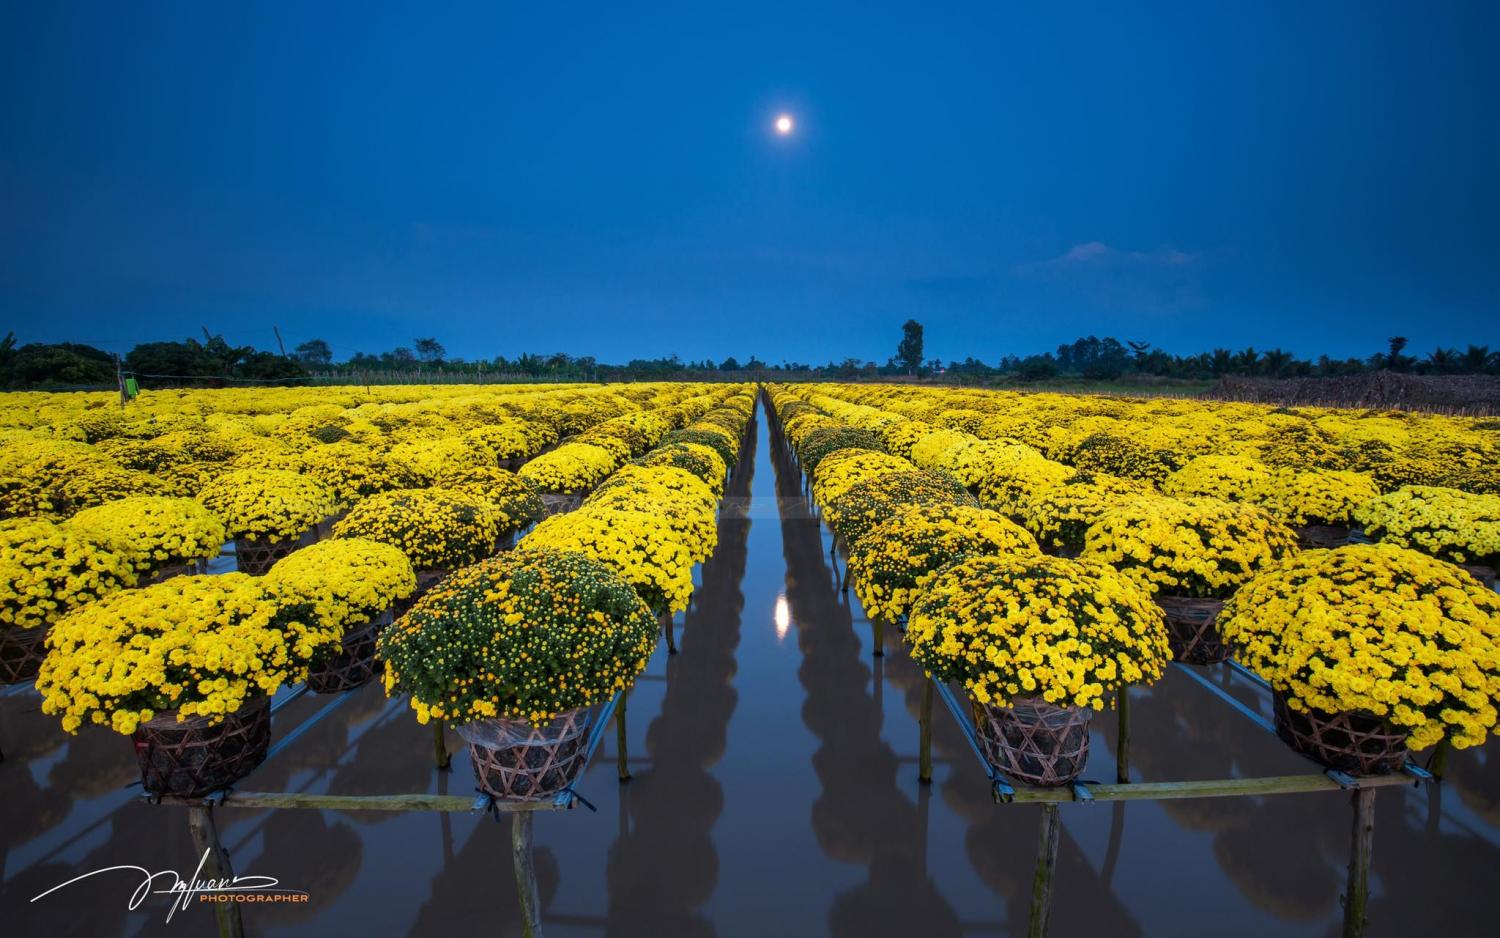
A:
1203,372,1500,416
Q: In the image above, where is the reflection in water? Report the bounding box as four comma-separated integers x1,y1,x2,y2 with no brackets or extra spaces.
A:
769,419,964,937
2,397,1500,936
602,412,755,937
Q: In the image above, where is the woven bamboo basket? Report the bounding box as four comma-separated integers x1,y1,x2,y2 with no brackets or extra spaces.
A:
973,696,1093,787
1157,595,1229,664
1296,524,1351,549
306,610,393,694
132,696,272,797
235,526,318,576
0,625,49,685
539,492,585,516
458,707,595,801
1272,692,1408,776
392,569,451,620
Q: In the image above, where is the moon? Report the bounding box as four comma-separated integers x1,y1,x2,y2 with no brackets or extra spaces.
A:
774,113,794,136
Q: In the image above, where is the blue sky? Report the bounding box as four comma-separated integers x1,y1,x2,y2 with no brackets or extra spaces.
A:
2,2,1496,365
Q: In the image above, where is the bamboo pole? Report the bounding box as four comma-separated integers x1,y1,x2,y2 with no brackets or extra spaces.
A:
919,678,934,784
187,806,245,938
512,813,544,938
1028,804,1061,938
1116,686,1131,784
1427,739,1450,779
159,791,562,812
1342,788,1377,938
996,772,1413,804
661,612,677,655
616,691,632,782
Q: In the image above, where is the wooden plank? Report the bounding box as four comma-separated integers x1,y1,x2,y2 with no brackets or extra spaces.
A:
512,812,543,938
1002,771,1414,804
155,791,565,813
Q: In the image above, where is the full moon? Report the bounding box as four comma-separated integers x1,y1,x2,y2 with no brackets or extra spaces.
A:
774,113,794,135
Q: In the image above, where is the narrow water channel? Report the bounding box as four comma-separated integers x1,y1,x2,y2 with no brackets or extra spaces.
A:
2,399,1498,936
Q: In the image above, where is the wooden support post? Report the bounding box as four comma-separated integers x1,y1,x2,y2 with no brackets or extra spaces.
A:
1428,739,1450,779
919,678,934,784
187,806,245,938
872,617,884,657
1342,788,1376,938
616,690,631,782
1116,686,1131,784
511,813,544,938
1028,804,1061,938
433,719,450,770
661,612,677,655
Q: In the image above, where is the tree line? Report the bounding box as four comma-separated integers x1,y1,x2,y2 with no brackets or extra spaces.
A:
1,327,1496,390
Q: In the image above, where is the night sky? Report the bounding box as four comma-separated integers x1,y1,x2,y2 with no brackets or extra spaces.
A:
3,2,1496,365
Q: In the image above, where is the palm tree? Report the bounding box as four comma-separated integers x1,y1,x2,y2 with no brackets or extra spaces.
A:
1209,348,1233,377
1232,347,1260,375
1424,348,1458,374
1462,345,1494,374
1262,348,1294,377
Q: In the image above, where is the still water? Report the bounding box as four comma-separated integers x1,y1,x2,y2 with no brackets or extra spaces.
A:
3,402,1498,937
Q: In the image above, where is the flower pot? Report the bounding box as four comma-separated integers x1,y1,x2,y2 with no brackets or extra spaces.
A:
306,610,393,694
1296,524,1351,549
458,707,595,801
1272,691,1408,776
132,696,272,797
539,492,585,516
0,625,49,685
235,527,318,576
1157,595,1229,665
972,696,1093,787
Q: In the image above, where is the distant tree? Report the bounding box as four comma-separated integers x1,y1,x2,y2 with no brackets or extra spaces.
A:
1423,348,1459,375
1262,348,1294,378
1127,340,1151,368
1462,345,1494,374
294,339,332,366
237,351,309,383
125,340,225,382
1386,336,1410,372
1014,355,1059,382
719,356,741,371
1209,348,1234,377
0,338,116,387
414,338,446,364
389,347,417,366
896,320,924,374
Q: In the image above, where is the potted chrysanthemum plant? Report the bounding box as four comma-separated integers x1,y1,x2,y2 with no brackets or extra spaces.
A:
908,555,1170,786
378,548,657,800
1081,496,1299,664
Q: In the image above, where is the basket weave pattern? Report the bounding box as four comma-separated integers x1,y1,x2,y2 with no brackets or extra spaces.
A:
235,533,307,576
132,696,272,797
0,625,49,685
973,697,1093,787
1272,692,1408,776
539,493,585,516
1157,595,1229,664
462,707,594,801
306,610,392,694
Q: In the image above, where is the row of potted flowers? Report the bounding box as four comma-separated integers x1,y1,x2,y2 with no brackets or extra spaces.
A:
770,386,1500,784
17,385,755,802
